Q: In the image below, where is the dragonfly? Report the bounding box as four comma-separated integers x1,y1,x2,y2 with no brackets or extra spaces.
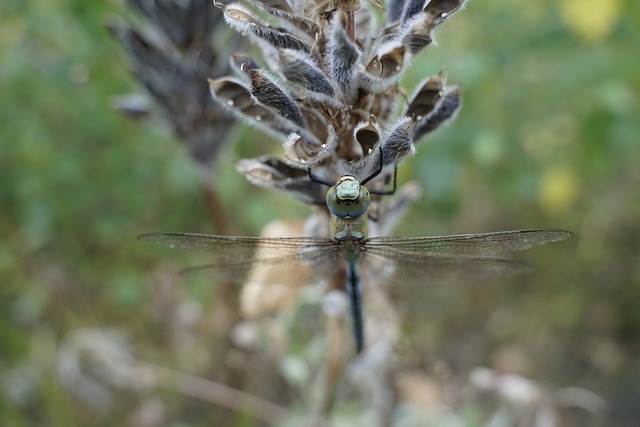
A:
139,154,573,354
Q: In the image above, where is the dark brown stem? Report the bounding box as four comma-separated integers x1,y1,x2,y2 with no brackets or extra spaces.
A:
202,185,228,235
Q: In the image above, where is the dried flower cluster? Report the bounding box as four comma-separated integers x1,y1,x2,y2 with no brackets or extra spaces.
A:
210,0,465,205
112,0,465,210
110,0,239,164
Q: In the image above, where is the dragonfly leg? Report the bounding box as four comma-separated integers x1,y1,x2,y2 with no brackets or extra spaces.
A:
368,163,397,196
308,166,335,188
363,147,397,196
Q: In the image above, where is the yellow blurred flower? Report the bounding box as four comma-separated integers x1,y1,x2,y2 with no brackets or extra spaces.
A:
560,0,621,43
538,166,580,214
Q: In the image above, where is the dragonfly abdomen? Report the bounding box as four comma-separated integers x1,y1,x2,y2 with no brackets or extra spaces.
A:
345,260,364,353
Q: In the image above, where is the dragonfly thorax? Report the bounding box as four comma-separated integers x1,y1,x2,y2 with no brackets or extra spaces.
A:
326,175,371,219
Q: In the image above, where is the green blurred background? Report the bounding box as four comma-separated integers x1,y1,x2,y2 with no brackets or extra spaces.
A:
1,0,639,425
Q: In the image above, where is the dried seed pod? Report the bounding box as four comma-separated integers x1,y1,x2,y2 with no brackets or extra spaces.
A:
402,0,466,25
362,42,409,93
236,155,326,203
328,18,361,99
380,116,415,164
300,105,330,144
231,52,262,73
243,0,319,37
406,73,443,119
401,12,436,55
208,77,281,137
353,116,381,156
284,125,338,166
284,134,325,166
394,0,467,59
209,77,254,110
241,64,305,127
366,43,406,79
424,0,466,25
278,50,341,107
401,0,428,24
219,2,310,53
347,116,413,177
413,85,460,141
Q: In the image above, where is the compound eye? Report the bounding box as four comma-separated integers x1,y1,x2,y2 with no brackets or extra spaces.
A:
325,185,371,218
348,187,370,218
326,187,351,218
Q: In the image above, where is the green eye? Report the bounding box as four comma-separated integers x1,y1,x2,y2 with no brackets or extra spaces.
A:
326,188,350,217
326,178,371,218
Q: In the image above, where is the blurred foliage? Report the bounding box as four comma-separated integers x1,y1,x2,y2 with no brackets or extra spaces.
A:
1,0,639,426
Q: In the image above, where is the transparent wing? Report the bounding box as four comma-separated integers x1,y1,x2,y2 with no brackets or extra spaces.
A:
139,232,341,280
139,232,337,257
139,228,573,284
361,252,532,287
363,229,573,257
359,229,573,286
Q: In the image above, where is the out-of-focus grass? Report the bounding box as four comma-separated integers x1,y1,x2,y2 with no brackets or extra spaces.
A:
1,0,639,426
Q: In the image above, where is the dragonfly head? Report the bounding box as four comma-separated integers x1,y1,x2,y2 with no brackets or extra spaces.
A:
326,175,371,218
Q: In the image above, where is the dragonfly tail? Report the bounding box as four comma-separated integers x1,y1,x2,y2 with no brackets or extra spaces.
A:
346,262,364,354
